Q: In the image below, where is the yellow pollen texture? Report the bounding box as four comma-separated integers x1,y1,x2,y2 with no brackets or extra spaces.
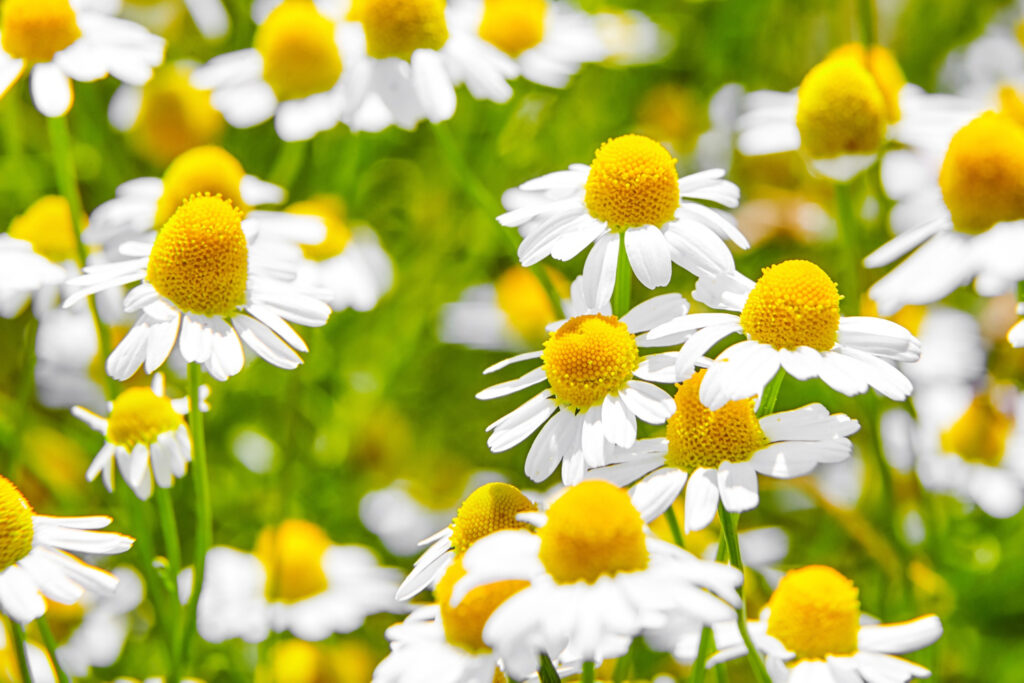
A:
449,483,536,556
940,392,1012,467
132,65,224,167
542,314,639,410
938,112,1024,233
147,194,249,317
255,520,331,603
766,565,860,660
155,146,249,226
0,0,81,62
666,370,768,470
538,480,648,584
255,2,343,101
479,0,546,57
494,266,565,345
795,54,887,160
105,386,184,450
584,134,680,230
826,43,905,122
354,0,449,61
288,196,352,262
435,557,528,653
740,260,841,351
0,475,34,571
8,195,80,263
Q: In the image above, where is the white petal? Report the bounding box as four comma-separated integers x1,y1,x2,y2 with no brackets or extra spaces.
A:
30,63,73,117
629,467,686,523
581,232,619,310
684,467,720,533
624,225,672,289
858,615,942,654
717,462,760,513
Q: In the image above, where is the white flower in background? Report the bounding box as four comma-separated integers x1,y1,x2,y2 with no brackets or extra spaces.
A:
478,290,691,485
710,565,942,683
592,9,671,66
194,520,405,642
0,475,133,624
500,133,743,309
448,0,606,89
65,194,332,381
0,624,55,682
0,0,165,117
650,259,920,410
72,374,208,500
591,369,858,533
121,0,230,41
452,480,742,679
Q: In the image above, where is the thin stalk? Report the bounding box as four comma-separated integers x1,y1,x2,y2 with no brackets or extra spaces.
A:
690,540,728,682
834,182,861,316
268,139,308,189
757,371,785,417
10,620,32,683
612,233,630,316
582,661,595,683
858,0,877,46
612,641,633,682
538,653,562,683
719,505,771,683
665,506,685,547
180,363,212,667
36,616,69,683
154,486,183,683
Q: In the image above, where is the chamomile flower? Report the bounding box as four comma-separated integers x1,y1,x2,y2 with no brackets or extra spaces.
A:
64,194,332,381
190,0,357,141
0,475,134,624
395,482,537,600
194,520,405,643
478,291,690,485
448,0,607,89
84,145,320,251
591,369,859,533
121,0,230,41
867,111,1024,314
451,480,743,679
71,373,207,500
711,565,942,683
651,259,920,410
0,0,165,118
499,133,743,309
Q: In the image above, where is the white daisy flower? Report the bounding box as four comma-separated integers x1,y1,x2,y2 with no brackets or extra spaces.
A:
64,194,332,382
448,0,607,89
0,0,165,118
478,289,691,485
499,133,743,309
709,565,942,683
190,0,358,141
121,0,230,41
0,475,134,624
651,259,920,411
451,480,743,679
867,111,1024,314
592,9,671,66
71,373,208,500
83,145,322,252
395,482,538,601
193,520,405,643
590,369,859,533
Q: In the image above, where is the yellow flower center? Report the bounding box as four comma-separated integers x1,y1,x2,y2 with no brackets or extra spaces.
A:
147,194,249,317
826,43,905,122
796,52,888,160
255,519,331,603
478,0,546,57
435,557,528,653
494,266,567,345
0,0,81,62
666,370,768,469
999,86,1024,129
255,2,343,101
266,640,325,683
740,260,841,351
8,195,79,263
538,480,648,584
105,386,184,450
448,482,536,556
766,565,860,660
0,475,34,572
131,65,224,167
288,196,352,262
155,146,249,227
542,314,639,410
352,0,449,61
940,392,1012,467
584,134,680,230
938,112,1024,233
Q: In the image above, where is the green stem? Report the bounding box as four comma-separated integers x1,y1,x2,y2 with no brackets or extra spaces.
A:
718,505,771,683
691,538,729,682
180,363,212,668
154,486,183,683
757,371,785,418
10,620,32,683
612,642,633,682
36,616,69,683
665,506,685,547
582,661,595,683
612,233,630,316
268,139,308,189
538,653,562,683
834,182,862,316
858,0,877,45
